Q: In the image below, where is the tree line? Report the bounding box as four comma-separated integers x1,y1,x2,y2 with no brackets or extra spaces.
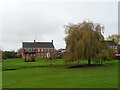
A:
2,51,18,59
1,20,119,65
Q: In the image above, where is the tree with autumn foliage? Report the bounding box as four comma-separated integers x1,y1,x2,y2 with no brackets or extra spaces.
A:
64,20,113,65
107,34,120,44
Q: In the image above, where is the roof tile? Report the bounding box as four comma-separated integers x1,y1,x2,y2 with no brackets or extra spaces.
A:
23,42,54,48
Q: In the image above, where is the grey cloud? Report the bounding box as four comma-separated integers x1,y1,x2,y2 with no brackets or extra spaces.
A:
1,2,118,51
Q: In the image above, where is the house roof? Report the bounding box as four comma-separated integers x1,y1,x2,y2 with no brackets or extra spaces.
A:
105,41,118,46
23,42,55,48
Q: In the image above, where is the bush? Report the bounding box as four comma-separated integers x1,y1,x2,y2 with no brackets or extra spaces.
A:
51,52,65,59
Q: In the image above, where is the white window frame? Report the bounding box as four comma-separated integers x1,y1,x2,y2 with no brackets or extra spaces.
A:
41,49,43,52
38,48,40,52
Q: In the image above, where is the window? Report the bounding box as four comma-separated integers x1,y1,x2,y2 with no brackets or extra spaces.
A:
38,48,40,52
112,46,114,49
26,48,34,52
38,49,39,52
31,49,34,52
27,48,30,52
41,53,43,57
43,49,46,52
43,53,46,57
41,49,43,52
114,46,115,49
38,53,40,56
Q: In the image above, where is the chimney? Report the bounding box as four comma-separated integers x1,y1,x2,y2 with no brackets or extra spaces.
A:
52,40,53,43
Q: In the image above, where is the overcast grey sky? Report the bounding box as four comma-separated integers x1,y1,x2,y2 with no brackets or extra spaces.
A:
0,0,118,51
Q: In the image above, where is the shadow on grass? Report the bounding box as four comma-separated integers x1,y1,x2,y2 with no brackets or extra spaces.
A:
2,64,65,71
3,69,17,71
2,63,109,71
68,64,105,68
2,65,49,71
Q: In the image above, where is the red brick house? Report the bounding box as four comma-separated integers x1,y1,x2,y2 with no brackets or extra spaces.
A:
22,40,55,58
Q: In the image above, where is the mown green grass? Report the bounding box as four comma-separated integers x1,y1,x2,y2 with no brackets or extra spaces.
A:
2,58,119,88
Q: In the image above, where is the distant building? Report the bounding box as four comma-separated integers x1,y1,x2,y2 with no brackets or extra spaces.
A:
105,41,118,54
22,40,55,58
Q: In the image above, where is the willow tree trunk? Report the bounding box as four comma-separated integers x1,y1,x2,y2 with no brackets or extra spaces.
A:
49,58,52,66
88,58,91,65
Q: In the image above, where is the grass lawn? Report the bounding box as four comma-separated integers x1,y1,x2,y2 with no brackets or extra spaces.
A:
2,58,119,88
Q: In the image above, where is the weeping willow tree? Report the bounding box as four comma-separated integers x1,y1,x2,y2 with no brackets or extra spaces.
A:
64,20,114,65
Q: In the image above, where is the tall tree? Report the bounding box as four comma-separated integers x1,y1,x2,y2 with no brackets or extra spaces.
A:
64,20,113,64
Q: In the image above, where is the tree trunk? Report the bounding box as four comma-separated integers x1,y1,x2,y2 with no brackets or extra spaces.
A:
49,58,52,66
88,58,91,65
24,55,26,62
